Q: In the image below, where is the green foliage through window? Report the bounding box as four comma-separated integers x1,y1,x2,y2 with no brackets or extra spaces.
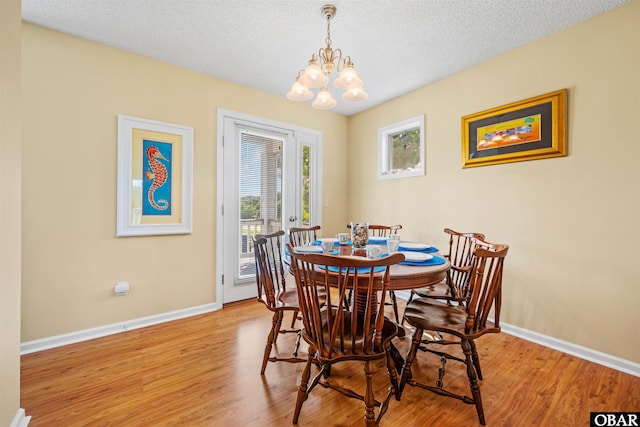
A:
390,128,420,171
301,146,311,225
378,115,424,179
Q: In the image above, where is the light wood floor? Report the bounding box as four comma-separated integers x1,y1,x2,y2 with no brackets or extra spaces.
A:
21,298,640,426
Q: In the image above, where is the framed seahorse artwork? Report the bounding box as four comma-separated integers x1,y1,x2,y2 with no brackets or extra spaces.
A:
117,114,193,236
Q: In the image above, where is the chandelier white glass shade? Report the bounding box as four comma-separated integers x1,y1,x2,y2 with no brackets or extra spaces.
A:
287,4,368,110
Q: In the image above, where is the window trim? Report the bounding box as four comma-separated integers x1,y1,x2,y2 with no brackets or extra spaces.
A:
377,115,425,180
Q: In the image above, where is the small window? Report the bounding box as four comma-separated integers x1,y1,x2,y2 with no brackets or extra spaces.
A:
378,115,424,180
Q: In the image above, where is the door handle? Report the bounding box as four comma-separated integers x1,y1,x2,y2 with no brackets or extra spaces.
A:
289,216,297,222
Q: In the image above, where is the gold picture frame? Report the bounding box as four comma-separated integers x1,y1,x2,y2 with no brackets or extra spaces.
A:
461,89,567,168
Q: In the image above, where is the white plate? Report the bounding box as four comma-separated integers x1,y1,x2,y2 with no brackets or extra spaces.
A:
294,245,323,253
398,242,432,250
316,238,338,243
400,251,433,262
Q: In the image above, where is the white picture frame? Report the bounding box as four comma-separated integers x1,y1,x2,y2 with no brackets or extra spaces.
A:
378,115,425,180
117,114,193,236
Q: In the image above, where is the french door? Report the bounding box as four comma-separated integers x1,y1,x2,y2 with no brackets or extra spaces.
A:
217,110,322,303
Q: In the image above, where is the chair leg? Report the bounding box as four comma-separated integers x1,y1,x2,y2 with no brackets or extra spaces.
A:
436,355,447,388
292,353,314,424
399,326,423,397
401,292,415,326
470,339,483,380
388,290,400,324
462,338,485,425
363,360,376,427
290,309,299,329
384,343,400,401
344,289,352,311
261,311,282,375
405,289,415,306
292,329,302,358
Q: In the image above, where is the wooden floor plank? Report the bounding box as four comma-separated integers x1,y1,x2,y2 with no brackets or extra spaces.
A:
21,299,640,426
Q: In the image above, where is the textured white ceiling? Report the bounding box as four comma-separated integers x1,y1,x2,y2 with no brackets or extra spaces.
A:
22,0,629,116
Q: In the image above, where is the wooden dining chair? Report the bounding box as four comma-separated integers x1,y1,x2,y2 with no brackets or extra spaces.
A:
346,223,404,323
398,238,509,425
346,223,403,237
252,231,306,375
406,228,486,307
288,225,321,247
288,244,405,427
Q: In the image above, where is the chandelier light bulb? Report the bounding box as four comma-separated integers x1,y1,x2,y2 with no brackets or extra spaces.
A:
342,86,369,103
312,87,337,110
287,79,313,101
333,63,362,90
299,59,329,88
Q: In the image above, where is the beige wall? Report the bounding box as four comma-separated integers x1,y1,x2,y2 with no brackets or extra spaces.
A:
1,0,22,424
18,0,639,368
348,1,639,362
21,23,348,341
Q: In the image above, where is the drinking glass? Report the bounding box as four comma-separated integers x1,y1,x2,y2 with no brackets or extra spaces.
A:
336,233,349,245
366,244,382,259
321,241,334,253
387,239,400,253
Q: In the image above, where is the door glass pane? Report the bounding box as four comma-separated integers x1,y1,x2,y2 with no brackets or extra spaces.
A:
238,131,283,279
301,145,311,226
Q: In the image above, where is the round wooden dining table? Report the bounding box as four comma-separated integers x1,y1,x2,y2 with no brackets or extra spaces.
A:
330,243,450,291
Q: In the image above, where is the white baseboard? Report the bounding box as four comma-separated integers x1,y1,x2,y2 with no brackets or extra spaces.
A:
394,290,639,377
499,322,640,378
20,303,219,355
11,408,31,427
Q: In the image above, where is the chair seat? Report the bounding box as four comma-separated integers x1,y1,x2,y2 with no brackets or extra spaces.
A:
411,280,455,299
258,287,299,311
307,312,398,361
403,297,499,339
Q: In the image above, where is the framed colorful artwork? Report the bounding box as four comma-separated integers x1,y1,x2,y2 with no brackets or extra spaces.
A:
117,114,193,236
461,89,567,168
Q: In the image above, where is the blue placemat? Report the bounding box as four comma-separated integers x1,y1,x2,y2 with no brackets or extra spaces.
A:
400,255,446,266
398,244,439,253
367,237,388,244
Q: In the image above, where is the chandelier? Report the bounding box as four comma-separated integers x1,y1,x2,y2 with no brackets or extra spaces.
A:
287,4,368,110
